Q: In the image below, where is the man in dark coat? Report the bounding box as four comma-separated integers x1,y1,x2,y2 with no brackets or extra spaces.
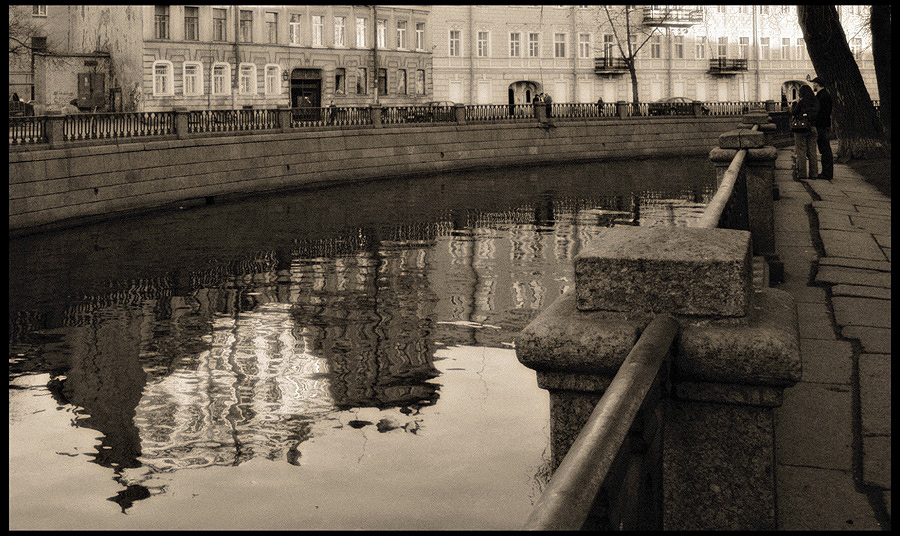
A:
810,77,833,180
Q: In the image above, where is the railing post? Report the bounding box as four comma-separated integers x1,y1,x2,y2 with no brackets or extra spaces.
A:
173,108,189,140
454,103,467,125
709,124,781,282
616,100,628,118
278,106,292,133
46,113,67,148
370,103,382,128
517,224,800,530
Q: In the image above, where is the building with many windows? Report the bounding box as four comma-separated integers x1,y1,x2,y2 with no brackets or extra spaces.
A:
430,5,878,105
12,5,433,113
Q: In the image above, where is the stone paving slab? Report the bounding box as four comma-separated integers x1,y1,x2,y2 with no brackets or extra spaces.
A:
874,234,890,249
859,353,892,436
816,212,854,231
795,303,836,340
850,215,892,235
863,436,892,490
775,465,884,530
798,339,853,385
831,296,892,328
815,265,892,288
818,256,892,272
819,229,887,261
831,284,891,300
776,230,815,247
775,382,852,470
856,205,892,217
840,326,892,354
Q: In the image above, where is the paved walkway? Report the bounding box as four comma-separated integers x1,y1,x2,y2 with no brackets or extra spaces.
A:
771,145,891,530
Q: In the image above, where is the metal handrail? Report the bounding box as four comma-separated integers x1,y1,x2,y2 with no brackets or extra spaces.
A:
524,314,679,531
694,123,757,229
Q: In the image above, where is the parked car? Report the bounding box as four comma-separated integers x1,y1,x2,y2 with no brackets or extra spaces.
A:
648,97,709,116
407,101,456,122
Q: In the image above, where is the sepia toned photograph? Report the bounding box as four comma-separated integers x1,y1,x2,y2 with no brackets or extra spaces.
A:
9,4,890,531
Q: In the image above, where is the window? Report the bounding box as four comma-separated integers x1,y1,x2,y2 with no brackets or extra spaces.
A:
239,63,257,95
32,6,47,16
528,32,540,57
603,34,614,58
290,14,302,44
509,32,521,57
796,38,806,60
356,67,367,94
738,36,749,59
717,37,728,58
759,37,770,60
377,68,387,95
183,61,202,96
397,21,407,49
212,63,230,95
377,19,386,48
416,69,425,96
152,60,173,95
650,34,662,59
449,30,461,56
477,31,489,57
335,68,346,95
239,10,252,43
356,18,367,48
213,8,227,41
266,12,278,44
184,6,199,41
696,36,706,59
782,38,791,60
154,6,169,39
673,35,684,59
397,69,407,95
334,16,345,47
554,33,566,58
312,15,324,46
416,22,425,50
265,65,280,95
578,33,591,59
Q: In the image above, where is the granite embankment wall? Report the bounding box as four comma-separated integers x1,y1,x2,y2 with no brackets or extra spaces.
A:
9,116,737,235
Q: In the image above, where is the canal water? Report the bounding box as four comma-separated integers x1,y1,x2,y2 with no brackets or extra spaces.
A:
9,157,716,530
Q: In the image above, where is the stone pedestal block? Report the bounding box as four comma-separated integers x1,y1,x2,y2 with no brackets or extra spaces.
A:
574,227,752,317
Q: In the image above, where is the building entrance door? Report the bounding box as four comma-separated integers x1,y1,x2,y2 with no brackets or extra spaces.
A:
291,69,322,121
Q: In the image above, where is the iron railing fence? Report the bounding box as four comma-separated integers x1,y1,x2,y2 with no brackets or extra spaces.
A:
14,100,871,147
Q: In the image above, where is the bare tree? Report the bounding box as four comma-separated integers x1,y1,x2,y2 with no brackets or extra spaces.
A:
798,5,887,160
870,4,891,142
597,5,667,106
8,5,47,59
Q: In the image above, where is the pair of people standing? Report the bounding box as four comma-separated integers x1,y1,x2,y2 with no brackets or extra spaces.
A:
792,77,833,180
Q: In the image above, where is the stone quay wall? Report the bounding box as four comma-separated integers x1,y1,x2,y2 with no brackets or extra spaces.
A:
9,116,738,234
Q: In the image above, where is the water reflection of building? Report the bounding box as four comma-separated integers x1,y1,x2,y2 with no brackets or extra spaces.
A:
12,182,715,510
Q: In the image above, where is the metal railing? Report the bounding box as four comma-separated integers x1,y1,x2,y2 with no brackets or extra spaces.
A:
524,315,679,530
8,100,810,147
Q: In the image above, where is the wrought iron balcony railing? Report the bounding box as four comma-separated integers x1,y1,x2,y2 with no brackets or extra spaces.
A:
594,57,630,73
642,6,703,26
708,58,749,74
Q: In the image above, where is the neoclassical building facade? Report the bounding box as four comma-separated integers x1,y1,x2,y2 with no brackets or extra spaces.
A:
429,5,879,106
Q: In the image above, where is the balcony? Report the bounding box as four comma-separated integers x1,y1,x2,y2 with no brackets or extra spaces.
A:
594,57,630,75
707,58,748,75
642,6,703,27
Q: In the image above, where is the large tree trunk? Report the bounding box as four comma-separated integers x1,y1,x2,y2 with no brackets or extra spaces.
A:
797,5,887,160
870,5,891,143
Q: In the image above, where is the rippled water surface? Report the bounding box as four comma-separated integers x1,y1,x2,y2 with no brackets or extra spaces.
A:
9,157,715,529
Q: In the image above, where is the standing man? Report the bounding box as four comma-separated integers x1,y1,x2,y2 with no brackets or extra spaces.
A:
810,77,833,180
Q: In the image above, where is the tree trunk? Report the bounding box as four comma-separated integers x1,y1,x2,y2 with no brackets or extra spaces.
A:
870,4,891,143
797,5,887,160
629,65,641,111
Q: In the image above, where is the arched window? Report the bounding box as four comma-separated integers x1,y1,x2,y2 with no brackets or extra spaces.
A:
183,61,203,96
152,60,174,96
211,63,231,96
239,63,257,95
265,64,281,95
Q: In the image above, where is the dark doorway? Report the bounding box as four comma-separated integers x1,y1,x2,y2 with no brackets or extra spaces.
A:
291,69,322,121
